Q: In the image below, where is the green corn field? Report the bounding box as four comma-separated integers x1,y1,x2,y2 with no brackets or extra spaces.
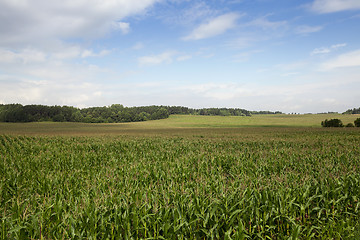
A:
1,127,360,239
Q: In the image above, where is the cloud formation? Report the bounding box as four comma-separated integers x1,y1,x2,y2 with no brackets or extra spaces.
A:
0,0,159,47
0,48,46,64
310,0,360,13
247,16,287,30
295,25,323,35
183,13,240,40
321,49,360,70
311,43,346,55
159,1,218,27
138,51,177,66
113,22,131,35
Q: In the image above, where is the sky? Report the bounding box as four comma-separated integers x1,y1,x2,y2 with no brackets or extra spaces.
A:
0,0,360,113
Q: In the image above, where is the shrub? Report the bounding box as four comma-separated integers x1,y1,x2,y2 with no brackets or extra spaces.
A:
321,119,344,127
354,118,360,127
345,123,355,127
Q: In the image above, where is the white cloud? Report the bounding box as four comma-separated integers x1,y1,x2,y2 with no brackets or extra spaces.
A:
0,0,159,47
321,49,360,70
158,1,218,27
113,22,130,34
183,13,241,40
0,47,108,88
81,49,110,58
310,0,360,13
51,46,83,60
0,46,110,64
311,43,346,55
138,51,177,66
0,48,47,63
312,48,331,55
0,0,156,98
0,68,107,107
138,51,193,65
248,16,287,30
332,43,347,49
295,25,323,35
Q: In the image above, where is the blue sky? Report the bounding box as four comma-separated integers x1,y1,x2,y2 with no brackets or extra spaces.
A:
0,0,360,113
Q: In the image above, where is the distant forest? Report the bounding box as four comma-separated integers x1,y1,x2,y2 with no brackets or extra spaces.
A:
0,104,283,123
343,107,360,114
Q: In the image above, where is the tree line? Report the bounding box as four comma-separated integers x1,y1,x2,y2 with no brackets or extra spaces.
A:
343,107,360,114
0,104,169,123
167,107,282,116
0,104,284,123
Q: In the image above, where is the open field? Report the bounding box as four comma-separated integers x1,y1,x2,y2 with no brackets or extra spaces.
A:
1,115,360,239
0,114,359,136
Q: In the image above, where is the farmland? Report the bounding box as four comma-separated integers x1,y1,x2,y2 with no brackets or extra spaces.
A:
0,114,359,136
1,114,360,239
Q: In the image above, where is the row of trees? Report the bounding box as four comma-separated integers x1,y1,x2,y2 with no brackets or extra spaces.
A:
0,104,285,123
0,104,169,123
154,106,281,116
251,110,283,115
321,118,360,127
343,107,360,114
165,107,282,116
198,108,251,116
